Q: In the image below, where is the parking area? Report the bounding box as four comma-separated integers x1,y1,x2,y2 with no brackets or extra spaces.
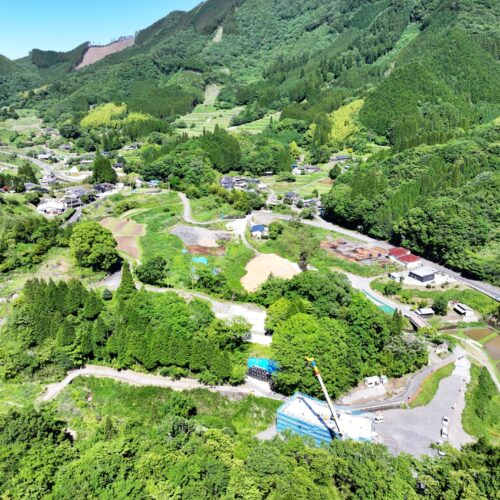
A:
375,357,473,457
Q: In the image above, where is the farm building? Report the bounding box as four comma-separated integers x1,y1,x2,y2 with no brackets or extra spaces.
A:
397,254,422,269
277,393,373,446
388,247,411,260
453,302,475,318
415,307,435,318
409,267,435,283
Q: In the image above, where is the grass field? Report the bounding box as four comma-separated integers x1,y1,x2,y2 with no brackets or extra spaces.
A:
175,104,244,136
0,109,42,132
251,223,388,278
261,164,332,197
410,363,455,408
370,279,498,316
55,377,280,441
190,195,246,222
230,112,281,134
0,247,105,299
462,365,500,445
0,382,43,414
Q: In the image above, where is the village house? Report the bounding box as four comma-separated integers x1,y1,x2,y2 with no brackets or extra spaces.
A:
220,176,235,190
40,173,57,188
284,191,301,204
251,224,268,239
93,183,115,194
453,302,475,318
398,254,422,269
36,199,66,217
435,342,449,355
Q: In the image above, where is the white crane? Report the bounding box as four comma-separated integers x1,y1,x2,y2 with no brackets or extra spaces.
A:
306,357,344,437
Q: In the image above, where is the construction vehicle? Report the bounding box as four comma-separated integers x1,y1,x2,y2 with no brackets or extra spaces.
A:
306,357,344,437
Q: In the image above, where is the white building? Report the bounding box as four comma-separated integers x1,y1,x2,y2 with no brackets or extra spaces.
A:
37,200,66,217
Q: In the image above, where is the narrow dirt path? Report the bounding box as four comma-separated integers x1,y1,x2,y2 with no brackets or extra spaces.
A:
38,365,284,403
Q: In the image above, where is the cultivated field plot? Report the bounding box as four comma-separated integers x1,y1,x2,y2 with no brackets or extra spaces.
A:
176,105,244,136
241,253,301,292
171,224,232,248
465,328,495,342
484,336,500,361
230,112,281,134
101,217,146,261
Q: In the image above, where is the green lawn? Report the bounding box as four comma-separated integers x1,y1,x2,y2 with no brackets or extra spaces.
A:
410,363,455,408
462,365,500,445
371,279,498,316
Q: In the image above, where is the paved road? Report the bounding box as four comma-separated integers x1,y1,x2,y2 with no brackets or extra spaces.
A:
375,355,473,457
178,192,226,226
39,365,284,403
344,349,460,411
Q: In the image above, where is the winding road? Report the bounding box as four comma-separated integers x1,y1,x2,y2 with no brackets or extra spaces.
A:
39,365,284,403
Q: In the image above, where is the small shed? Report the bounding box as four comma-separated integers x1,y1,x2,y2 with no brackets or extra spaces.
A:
453,303,474,317
409,267,436,283
416,307,435,318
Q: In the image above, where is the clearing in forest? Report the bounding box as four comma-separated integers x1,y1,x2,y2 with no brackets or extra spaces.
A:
100,217,145,261
241,254,301,292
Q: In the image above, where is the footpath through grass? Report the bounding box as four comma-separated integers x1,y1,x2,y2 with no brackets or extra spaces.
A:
410,362,455,408
462,365,500,445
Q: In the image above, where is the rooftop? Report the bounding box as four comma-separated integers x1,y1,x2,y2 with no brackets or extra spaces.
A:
388,247,410,257
398,254,421,263
410,267,435,278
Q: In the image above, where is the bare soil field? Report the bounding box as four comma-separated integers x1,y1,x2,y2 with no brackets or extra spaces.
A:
241,254,301,292
465,328,494,342
484,336,500,360
100,217,145,261
171,225,231,248
76,38,134,69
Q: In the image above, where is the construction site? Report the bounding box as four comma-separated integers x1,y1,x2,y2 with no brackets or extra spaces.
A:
321,239,389,265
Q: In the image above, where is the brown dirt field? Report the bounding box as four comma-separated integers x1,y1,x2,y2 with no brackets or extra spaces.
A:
186,245,226,256
116,236,140,260
241,253,301,292
465,328,494,341
484,336,500,360
76,38,134,69
100,217,145,261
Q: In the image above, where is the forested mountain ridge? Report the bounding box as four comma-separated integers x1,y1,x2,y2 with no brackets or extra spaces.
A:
0,0,499,281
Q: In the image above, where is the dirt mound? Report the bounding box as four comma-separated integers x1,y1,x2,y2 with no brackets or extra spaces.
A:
76,37,134,70
241,254,301,292
171,225,231,248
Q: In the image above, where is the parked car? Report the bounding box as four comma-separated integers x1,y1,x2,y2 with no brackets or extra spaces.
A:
374,413,385,424
442,416,450,425
441,427,449,439
436,440,446,457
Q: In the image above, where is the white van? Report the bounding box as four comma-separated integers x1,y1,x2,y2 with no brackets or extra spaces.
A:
441,427,449,439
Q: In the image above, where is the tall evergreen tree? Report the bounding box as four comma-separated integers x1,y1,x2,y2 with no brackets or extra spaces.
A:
116,264,136,302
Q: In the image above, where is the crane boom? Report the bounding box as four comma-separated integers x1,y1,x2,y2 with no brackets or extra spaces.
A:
306,357,343,437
